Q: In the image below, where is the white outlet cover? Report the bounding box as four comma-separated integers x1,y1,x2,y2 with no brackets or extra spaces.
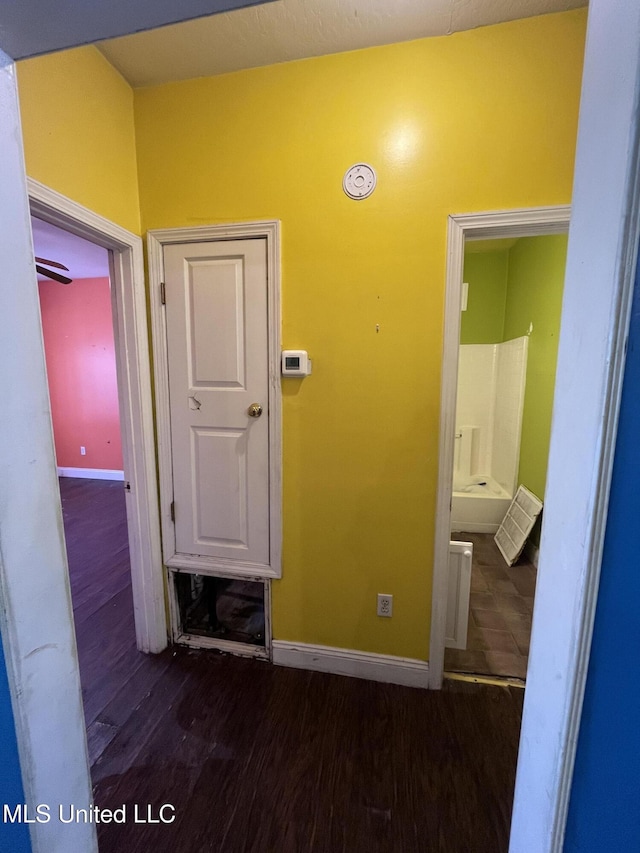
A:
377,593,393,617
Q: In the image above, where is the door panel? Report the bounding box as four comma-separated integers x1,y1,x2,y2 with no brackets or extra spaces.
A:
164,238,269,567
445,540,473,650
189,257,246,387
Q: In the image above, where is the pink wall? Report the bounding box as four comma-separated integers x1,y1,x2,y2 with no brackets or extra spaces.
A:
38,276,123,471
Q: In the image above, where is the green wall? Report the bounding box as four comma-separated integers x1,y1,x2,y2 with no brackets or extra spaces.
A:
460,250,509,344
460,235,568,503
504,235,568,500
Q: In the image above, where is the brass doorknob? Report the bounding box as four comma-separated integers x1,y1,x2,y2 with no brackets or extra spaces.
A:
248,403,263,418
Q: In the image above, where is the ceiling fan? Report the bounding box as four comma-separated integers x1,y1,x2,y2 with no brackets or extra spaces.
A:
35,256,73,285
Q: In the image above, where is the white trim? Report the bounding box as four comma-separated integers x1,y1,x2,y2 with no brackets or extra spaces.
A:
511,1,640,849
0,59,96,853
167,569,271,658
166,553,276,579
148,221,282,579
177,633,269,658
429,205,570,692
28,179,167,654
57,466,124,480
272,640,430,689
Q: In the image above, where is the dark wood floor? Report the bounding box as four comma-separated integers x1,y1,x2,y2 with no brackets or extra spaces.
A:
445,534,537,680
61,478,524,853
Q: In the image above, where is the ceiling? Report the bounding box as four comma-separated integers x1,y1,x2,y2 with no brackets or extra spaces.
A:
0,0,274,62
31,218,110,282
97,0,587,89
23,2,585,274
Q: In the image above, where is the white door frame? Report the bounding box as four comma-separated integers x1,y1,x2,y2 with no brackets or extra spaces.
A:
429,5,640,852
430,204,571,687
29,178,167,654
148,222,282,579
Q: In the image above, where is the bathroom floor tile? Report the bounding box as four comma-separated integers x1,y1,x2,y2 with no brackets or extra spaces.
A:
470,591,498,611
504,612,532,633
466,627,491,651
487,578,520,595
450,532,537,682
512,630,531,656
470,573,490,592
472,608,508,631
476,628,519,655
510,571,537,597
493,592,532,615
444,649,488,674
485,652,528,680
479,564,510,580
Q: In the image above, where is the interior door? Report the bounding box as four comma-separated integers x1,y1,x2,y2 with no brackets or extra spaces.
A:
445,540,473,650
163,238,270,571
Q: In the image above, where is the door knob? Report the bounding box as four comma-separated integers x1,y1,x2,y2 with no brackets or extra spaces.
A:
248,403,263,418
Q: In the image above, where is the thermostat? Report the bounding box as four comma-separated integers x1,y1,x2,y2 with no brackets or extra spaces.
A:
281,350,312,377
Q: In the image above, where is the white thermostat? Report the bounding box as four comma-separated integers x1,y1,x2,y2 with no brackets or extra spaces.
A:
281,350,312,377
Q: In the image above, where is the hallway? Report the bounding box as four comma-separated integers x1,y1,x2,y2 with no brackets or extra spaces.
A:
63,478,524,853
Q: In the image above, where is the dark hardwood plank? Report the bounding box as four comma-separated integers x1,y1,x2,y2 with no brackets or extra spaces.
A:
60,478,523,853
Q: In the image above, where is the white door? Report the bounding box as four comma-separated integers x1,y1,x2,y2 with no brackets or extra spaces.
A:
445,540,473,650
163,238,270,570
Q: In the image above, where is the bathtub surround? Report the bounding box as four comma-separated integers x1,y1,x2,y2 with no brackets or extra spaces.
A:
452,336,528,532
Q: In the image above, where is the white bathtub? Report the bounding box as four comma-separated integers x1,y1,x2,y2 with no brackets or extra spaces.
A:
451,474,512,533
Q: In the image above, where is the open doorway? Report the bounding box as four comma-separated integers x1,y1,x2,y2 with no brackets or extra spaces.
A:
27,179,166,655
444,233,568,680
429,206,571,689
33,217,140,760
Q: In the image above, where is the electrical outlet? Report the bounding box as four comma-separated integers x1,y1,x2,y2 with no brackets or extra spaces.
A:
80,446,86,456
377,593,393,617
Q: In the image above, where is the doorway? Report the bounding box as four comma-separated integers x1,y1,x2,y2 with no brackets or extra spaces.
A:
147,221,281,656
429,206,571,689
33,217,142,759
444,233,568,680
28,179,166,654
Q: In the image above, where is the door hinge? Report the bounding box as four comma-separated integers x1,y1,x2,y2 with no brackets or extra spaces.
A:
160,282,166,305
170,501,175,522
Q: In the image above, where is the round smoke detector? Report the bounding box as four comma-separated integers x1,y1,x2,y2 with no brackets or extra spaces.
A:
343,163,377,200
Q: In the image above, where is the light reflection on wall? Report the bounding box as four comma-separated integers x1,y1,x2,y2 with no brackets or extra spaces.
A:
383,121,422,167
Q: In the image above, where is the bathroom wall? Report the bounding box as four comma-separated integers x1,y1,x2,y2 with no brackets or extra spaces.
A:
461,235,568,502
460,249,509,344
503,235,568,501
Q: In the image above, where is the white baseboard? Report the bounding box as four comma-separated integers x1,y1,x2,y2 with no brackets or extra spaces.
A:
272,640,429,689
57,467,124,481
524,539,540,568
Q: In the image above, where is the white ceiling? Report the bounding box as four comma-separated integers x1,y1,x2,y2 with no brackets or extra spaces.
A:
97,0,587,89
31,217,110,282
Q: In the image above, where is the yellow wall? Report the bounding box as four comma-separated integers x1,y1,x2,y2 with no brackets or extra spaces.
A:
17,46,140,234
134,10,586,660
